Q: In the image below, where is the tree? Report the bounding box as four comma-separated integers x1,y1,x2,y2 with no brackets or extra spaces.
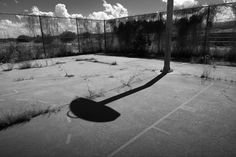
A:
17,35,32,42
60,31,77,43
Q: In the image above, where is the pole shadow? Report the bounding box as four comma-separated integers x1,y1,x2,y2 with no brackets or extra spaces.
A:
67,72,167,122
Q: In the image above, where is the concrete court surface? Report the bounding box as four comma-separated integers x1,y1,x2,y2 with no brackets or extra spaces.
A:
0,55,236,157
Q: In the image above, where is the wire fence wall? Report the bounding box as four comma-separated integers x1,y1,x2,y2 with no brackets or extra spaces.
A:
106,2,236,63
0,2,236,64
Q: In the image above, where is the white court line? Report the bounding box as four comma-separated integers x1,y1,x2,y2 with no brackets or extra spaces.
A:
0,90,18,97
66,134,72,145
16,98,29,102
37,100,52,104
152,127,171,135
67,116,71,123
107,83,214,157
180,105,197,113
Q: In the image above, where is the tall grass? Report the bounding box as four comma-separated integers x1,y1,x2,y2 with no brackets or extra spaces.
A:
0,104,65,131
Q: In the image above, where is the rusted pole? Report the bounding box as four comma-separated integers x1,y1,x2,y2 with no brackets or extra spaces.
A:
104,20,107,52
39,16,46,58
162,0,174,73
76,18,81,53
203,6,211,64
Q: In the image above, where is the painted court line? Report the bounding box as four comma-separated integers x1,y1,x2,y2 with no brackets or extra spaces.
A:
16,98,29,102
152,126,171,135
37,100,52,104
0,90,18,97
66,134,72,145
180,105,197,113
107,83,214,157
67,116,72,123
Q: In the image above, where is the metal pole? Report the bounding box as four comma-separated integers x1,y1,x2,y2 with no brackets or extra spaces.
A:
104,20,107,52
203,6,211,64
158,12,162,54
162,0,174,73
39,16,46,58
76,18,81,53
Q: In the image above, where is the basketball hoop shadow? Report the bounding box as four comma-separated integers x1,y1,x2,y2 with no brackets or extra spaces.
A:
67,72,167,122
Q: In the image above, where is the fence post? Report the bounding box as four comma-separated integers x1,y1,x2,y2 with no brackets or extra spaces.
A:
104,20,107,52
162,0,174,73
158,12,162,54
203,6,211,63
76,18,81,53
39,16,46,57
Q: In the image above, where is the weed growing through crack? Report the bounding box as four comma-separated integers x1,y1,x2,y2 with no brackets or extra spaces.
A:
76,58,117,66
201,66,212,80
14,76,34,82
119,69,142,88
84,77,104,100
32,62,43,68
18,61,32,70
0,104,64,131
55,61,66,65
120,75,137,88
65,73,75,78
57,64,74,78
111,61,117,65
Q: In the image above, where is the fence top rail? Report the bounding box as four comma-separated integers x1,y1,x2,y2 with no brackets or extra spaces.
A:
0,2,236,22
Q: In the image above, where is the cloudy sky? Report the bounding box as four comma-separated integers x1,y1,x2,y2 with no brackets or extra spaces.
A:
0,0,230,17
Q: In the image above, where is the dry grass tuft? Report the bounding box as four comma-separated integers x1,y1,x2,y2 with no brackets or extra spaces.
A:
14,76,34,82
18,61,32,70
0,104,64,131
201,66,212,80
84,77,104,100
76,58,117,66
1,63,14,72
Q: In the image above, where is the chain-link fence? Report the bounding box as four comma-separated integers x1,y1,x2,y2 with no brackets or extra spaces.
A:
0,2,236,64
106,2,236,64
0,14,105,63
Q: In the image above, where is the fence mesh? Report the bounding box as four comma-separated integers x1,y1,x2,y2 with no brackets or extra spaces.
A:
0,2,236,64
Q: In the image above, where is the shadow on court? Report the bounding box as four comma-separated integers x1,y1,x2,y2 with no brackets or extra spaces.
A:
67,72,167,122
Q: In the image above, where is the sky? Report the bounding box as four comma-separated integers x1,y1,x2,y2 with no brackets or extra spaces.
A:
0,0,231,17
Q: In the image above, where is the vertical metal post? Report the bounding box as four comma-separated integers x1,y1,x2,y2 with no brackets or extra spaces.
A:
162,0,174,73
39,16,46,57
104,20,107,52
76,18,81,53
158,12,162,54
203,6,211,63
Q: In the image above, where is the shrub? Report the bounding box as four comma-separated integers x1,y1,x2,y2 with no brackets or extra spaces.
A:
60,31,77,43
15,45,34,62
0,42,16,63
17,35,32,42
56,44,74,57
226,47,236,63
